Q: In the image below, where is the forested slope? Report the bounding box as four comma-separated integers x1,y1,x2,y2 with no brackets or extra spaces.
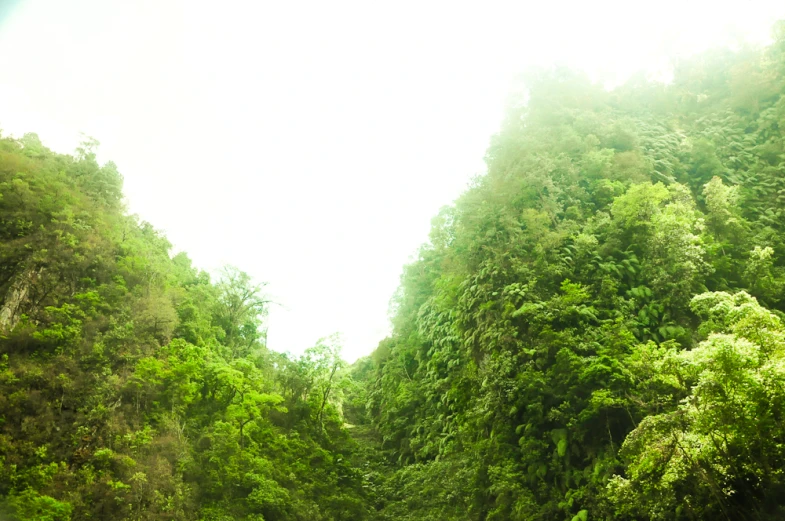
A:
0,135,371,519
352,21,785,521
5,21,785,521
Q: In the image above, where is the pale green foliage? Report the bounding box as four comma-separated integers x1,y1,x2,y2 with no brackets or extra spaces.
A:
609,291,785,520
702,176,743,236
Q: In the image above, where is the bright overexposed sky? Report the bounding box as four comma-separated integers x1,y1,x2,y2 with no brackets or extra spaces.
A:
1,1,783,361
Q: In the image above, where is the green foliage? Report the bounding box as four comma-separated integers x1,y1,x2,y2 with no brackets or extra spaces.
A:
609,292,785,520
0,134,371,520
2,488,73,521
353,22,785,521
6,18,785,521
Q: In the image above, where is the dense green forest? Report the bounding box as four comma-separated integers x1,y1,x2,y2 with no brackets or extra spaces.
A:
4,21,785,521
0,135,369,519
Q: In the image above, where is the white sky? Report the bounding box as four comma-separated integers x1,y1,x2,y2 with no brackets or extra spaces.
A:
1,0,784,361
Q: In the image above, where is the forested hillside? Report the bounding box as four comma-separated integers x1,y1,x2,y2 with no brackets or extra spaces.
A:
0,135,371,519
352,21,785,521
4,20,785,521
